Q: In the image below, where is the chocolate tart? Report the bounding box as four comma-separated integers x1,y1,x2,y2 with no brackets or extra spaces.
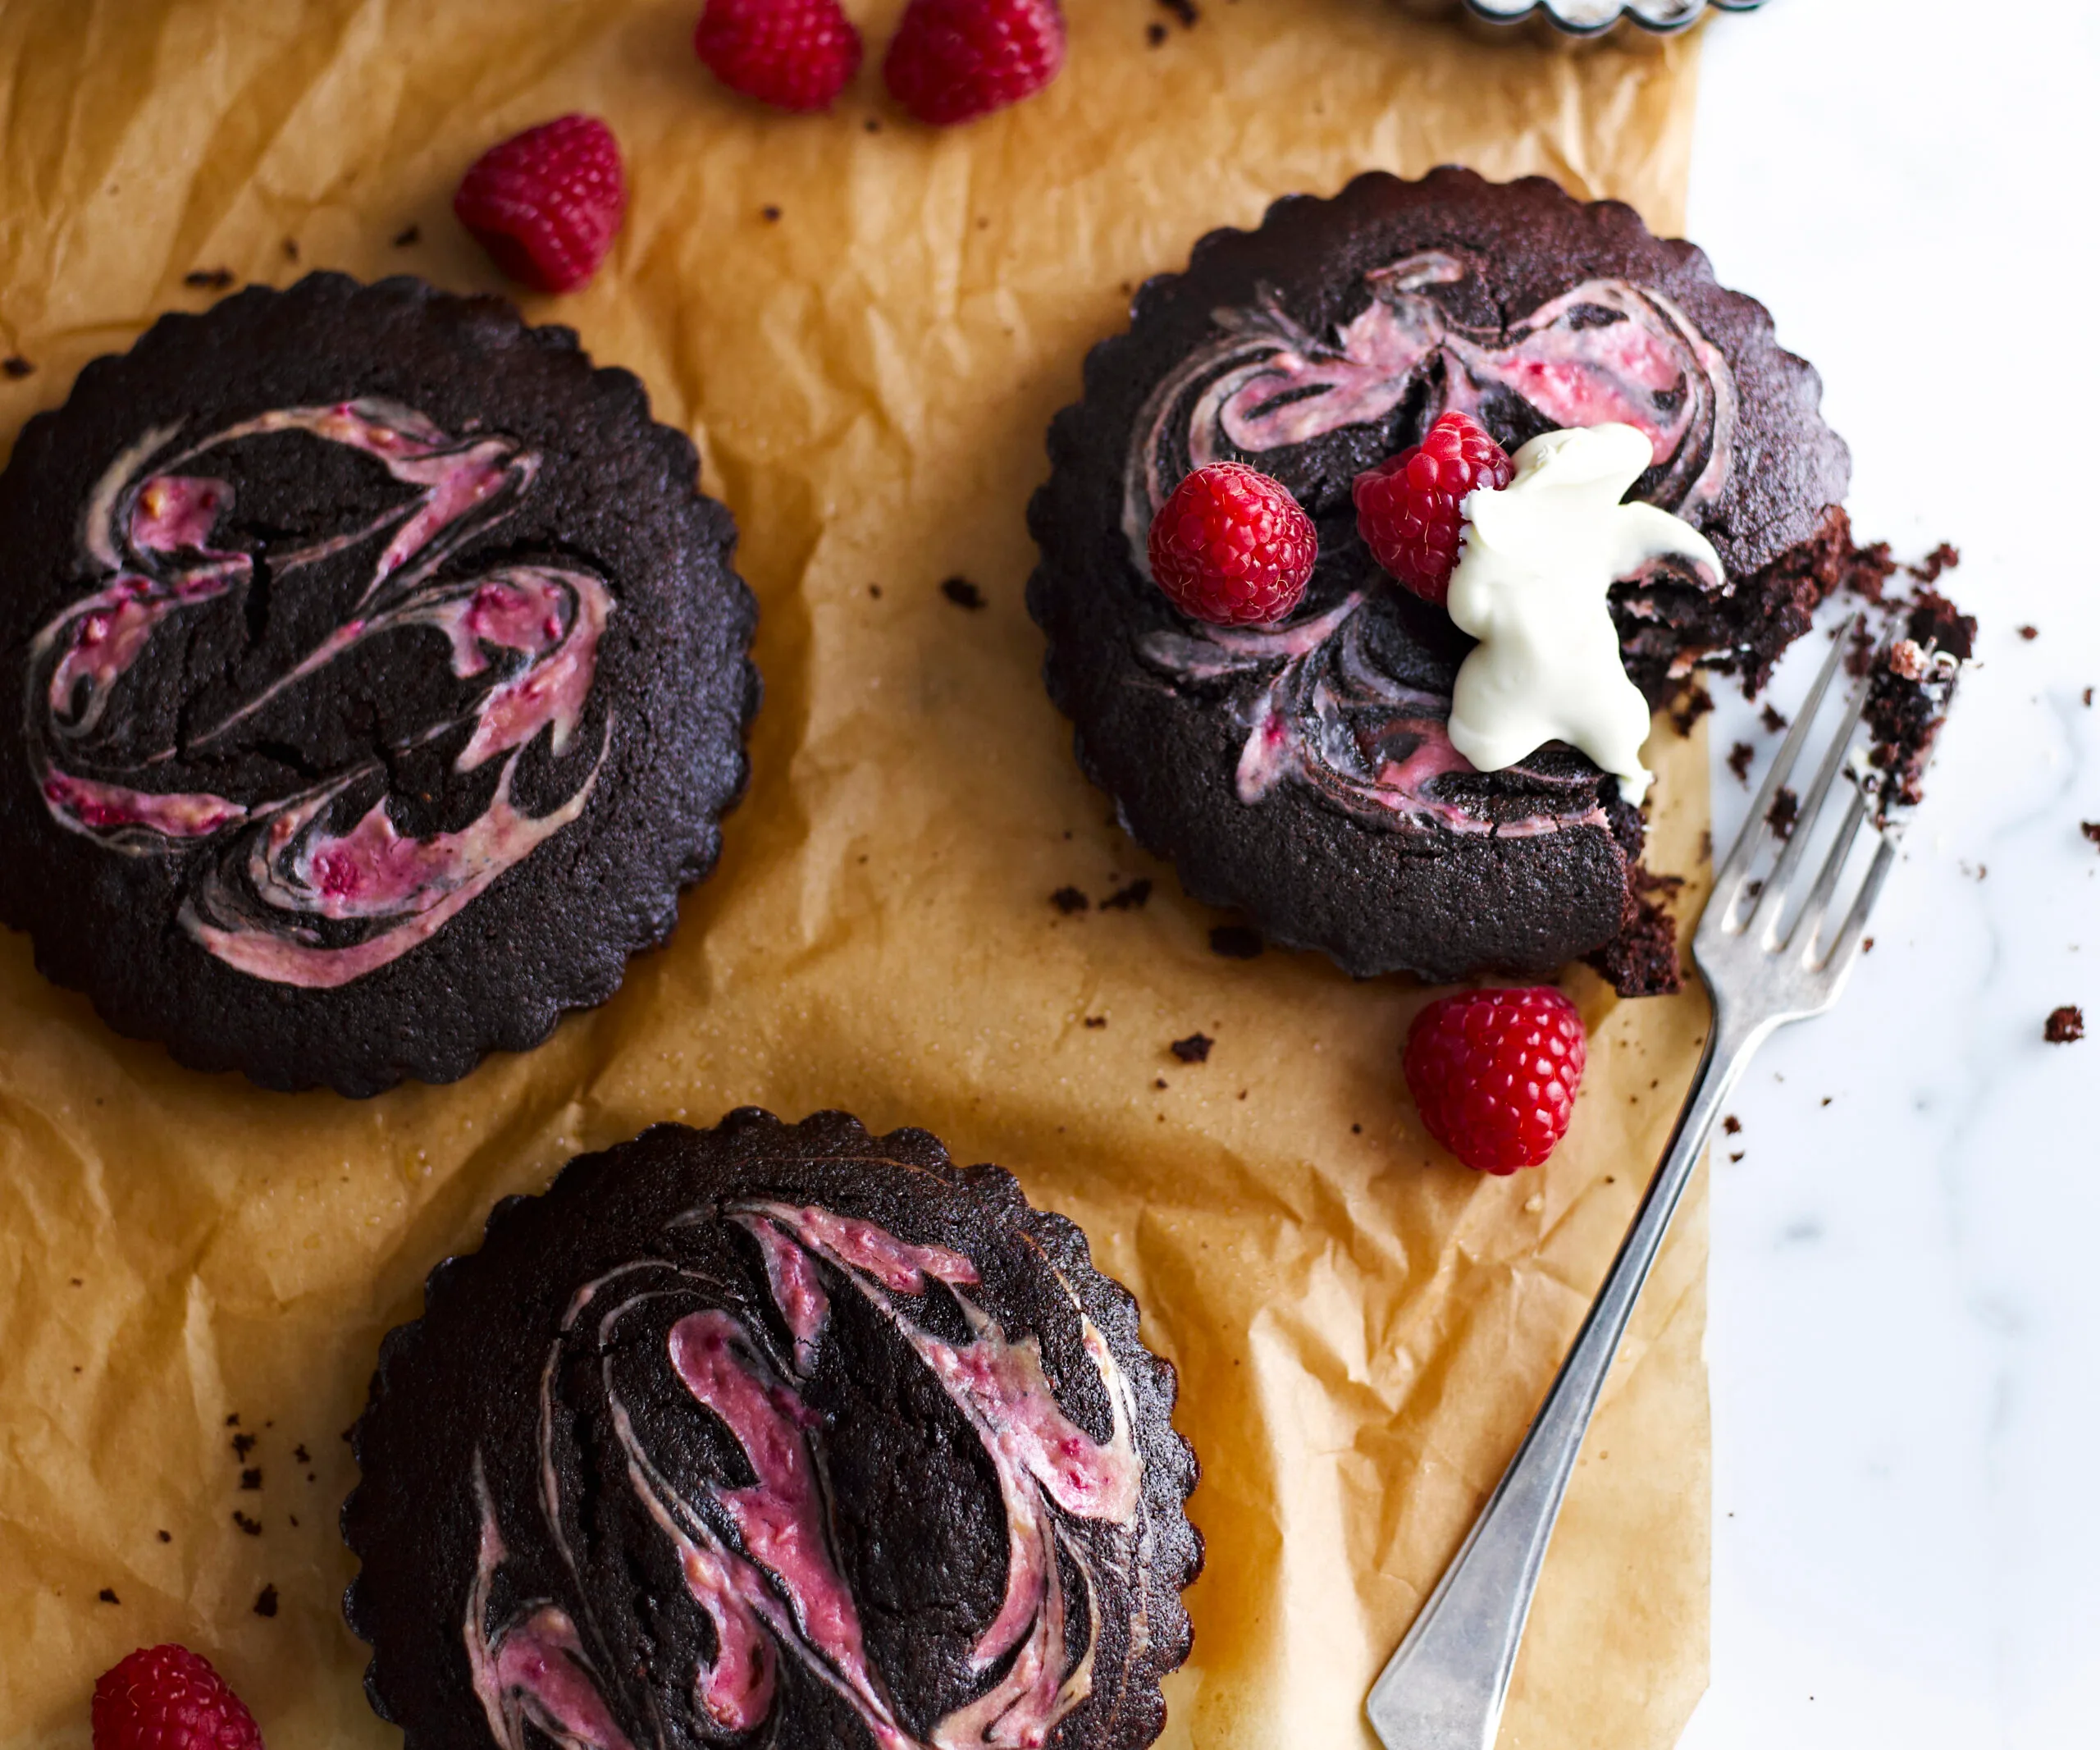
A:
1027,168,1851,990
344,1110,1202,1750
0,274,758,1095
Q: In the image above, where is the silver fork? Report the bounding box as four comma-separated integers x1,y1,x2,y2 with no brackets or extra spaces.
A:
1367,615,1939,1750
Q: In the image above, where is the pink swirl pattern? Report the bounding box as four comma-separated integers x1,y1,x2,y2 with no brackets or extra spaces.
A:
23,399,612,988
465,1204,1146,1750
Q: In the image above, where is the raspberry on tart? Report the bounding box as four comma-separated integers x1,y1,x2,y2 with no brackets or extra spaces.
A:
1148,462,1317,628
1354,410,1515,605
696,0,864,113
1403,985,1587,1172
453,115,626,295
883,0,1066,126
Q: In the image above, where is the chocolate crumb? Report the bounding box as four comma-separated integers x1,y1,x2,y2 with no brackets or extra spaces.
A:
227,1414,241,1427
2084,688,2093,707
1099,878,1152,912
1170,1032,1213,1064
1153,1077,1168,1090
183,267,234,290
1723,1115,1741,1135
939,576,986,610
1351,1123,1362,1135
868,584,882,599
98,1588,119,1604
1050,886,1088,915
1146,21,1168,43
1237,1090,1248,1100
1907,541,1960,584
1862,937,1874,953
240,1469,262,1490
1697,827,1713,865
760,205,782,223
281,238,299,261
156,1529,171,1544
1728,1151,1745,1164
1669,683,1713,738
2081,822,2100,848
232,1512,262,1536
2,355,34,380
1766,787,1800,841
392,223,421,248
1727,742,1755,784
1586,862,1682,998
1845,617,1877,678
293,1444,311,1464
69,1277,81,1286
1759,703,1787,734
1156,0,1200,21
1083,1015,1107,1029
253,1584,279,1619
2045,1005,2085,1044
1906,587,1975,660
1838,537,1897,605
232,1432,257,1459
1208,924,1262,959
864,117,882,133
2019,624,2039,642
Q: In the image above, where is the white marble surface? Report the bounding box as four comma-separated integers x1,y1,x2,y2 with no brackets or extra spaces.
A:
1676,2,2100,1745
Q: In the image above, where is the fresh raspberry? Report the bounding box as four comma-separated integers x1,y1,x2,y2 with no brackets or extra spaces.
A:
1353,410,1515,606
1403,986,1586,1173
1147,462,1317,628
883,0,1066,127
453,115,626,295
696,0,862,112
93,1646,262,1750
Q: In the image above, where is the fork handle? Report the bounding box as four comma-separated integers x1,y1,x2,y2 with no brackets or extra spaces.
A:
1365,992,1770,1750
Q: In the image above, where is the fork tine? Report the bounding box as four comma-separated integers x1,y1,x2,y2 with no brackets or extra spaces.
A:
1817,829,1897,974
1757,667,1874,938
1787,783,1871,955
1712,614,1862,919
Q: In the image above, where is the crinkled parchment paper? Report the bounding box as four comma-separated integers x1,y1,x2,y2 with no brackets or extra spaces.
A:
0,3,1714,1747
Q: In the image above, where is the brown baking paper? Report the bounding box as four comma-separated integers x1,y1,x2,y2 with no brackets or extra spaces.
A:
0,4,1713,1748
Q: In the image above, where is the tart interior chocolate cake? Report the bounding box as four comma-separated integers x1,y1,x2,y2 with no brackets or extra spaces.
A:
1028,168,1856,992
344,1111,1201,1750
0,273,758,1095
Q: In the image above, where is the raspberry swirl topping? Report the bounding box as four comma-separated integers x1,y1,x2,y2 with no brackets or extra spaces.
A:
465,1203,1148,1750
24,399,612,989
1124,249,1738,832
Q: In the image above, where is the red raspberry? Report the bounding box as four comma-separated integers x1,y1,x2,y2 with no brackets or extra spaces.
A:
1148,462,1317,628
696,0,862,112
453,115,627,295
1403,986,1586,1173
93,1646,262,1750
1353,410,1515,606
883,0,1066,127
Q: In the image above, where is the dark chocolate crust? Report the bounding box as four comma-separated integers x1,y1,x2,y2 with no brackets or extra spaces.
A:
0,274,758,1094
1026,168,1849,984
344,1111,1202,1750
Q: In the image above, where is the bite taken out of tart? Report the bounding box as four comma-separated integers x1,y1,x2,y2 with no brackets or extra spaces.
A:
344,1109,1201,1750
0,273,759,1096
1028,167,1858,996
